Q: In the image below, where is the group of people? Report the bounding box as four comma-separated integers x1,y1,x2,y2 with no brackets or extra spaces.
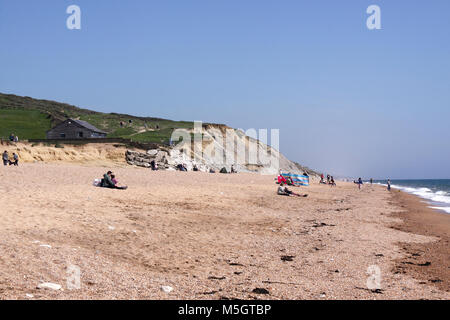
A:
96,171,128,190
320,174,336,186
276,172,309,197
355,177,391,191
2,151,19,166
277,173,294,186
8,133,19,143
176,163,237,174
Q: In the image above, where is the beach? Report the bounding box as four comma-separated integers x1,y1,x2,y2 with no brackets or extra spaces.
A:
0,163,448,300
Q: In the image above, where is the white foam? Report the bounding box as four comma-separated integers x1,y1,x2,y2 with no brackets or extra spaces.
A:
390,184,450,213
430,207,450,214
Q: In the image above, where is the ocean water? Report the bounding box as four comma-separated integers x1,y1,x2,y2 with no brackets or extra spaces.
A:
373,179,450,214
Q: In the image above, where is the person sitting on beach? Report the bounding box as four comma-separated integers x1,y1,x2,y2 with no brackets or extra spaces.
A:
150,160,158,171
277,174,287,184
10,153,19,166
111,174,118,185
2,151,9,166
319,174,325,184
193,164,199,172
277,183,307,197
100,171,128,190
230,165,237,173
286,175,294,186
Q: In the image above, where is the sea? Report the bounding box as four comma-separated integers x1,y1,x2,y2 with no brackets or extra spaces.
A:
373,179,450,214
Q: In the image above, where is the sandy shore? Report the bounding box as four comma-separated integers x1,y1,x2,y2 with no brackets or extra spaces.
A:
390,191,450,292
0,163,448,300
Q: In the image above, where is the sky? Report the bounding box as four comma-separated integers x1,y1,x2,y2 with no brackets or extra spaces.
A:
0,0,449,179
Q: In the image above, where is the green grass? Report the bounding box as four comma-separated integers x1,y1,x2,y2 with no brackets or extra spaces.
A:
0,109,52,139
0,92,199,144
105,126,138,138
127,128,176,144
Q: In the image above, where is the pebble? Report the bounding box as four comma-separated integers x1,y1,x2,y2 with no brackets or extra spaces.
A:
26,294,34,298
40,244,52,248
161,286,173,293
37,282,62,290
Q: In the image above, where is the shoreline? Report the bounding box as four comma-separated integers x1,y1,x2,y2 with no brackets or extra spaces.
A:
390,189,450,292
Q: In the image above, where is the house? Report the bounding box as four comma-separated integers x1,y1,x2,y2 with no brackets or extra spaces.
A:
46,119,107,139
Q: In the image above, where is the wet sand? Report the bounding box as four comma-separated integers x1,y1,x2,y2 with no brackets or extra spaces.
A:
0,163,448,300
390,190,450,292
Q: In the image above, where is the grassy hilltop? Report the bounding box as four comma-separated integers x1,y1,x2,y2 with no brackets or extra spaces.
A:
0,93,195,144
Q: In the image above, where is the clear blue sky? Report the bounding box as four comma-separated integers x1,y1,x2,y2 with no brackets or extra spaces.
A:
1,0,449,179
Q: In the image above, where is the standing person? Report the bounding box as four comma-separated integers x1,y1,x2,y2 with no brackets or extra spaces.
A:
370,178,373,184
387,179,391,191
327,174,330,184
2,151,9,166
14,135,19,142
330,176,336,187
9,133,14,142
358,177,363,190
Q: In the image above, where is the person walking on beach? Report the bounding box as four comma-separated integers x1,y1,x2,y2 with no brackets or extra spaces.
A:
387,179,391,191
358,177,363,190
330,176,336,187
2,151,9,166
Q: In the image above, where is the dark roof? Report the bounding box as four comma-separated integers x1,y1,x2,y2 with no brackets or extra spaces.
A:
69,119,107,134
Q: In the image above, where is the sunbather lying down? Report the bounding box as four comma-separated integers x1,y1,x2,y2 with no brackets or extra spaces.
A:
98,171,128,190
277,183,307,197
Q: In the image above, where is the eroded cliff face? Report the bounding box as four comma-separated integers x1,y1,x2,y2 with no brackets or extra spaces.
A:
126,126,318,176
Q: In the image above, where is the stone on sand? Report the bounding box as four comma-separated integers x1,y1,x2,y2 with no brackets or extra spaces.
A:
161,286,173,293
37,283,62,290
